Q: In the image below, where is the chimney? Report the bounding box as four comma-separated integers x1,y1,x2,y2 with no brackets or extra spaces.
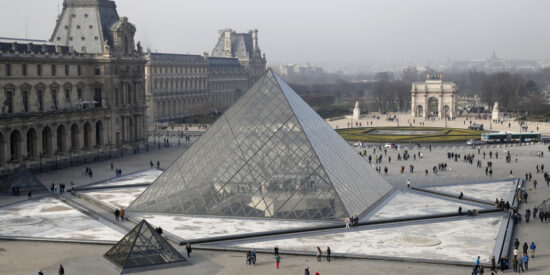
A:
224,29,232,57
251,29,258,54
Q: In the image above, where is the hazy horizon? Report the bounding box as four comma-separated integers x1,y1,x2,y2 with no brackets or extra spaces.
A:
1,0,549,72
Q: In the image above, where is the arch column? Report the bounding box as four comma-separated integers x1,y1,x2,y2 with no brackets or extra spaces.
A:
0,133,6,166
36,130,43,158
80,124,86,152
411,93,416,117
423,95,428,118
438,95,443,119
51,129,58,155
21,131,28,160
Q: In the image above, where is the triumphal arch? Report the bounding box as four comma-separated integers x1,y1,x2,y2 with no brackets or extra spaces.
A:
411,74,456,119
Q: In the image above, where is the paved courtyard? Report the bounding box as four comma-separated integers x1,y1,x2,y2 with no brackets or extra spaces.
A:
1,132,550,274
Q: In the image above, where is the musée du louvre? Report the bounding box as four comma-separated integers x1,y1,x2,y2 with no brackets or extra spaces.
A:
0,0,265,176
129,70,394,220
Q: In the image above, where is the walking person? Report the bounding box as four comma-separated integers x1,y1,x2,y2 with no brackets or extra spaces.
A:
120,209,125,222
252,248,256,265
58,264,64,275
326,246,331,262
114,209,120,221
186,242,192,258
305,267,310,275
518,252,525,272
274,245,279,256
491,256,496,272
157,161,160,168
27,190,32,200
316,247,322,262
523,253,529,270
530,242,536,258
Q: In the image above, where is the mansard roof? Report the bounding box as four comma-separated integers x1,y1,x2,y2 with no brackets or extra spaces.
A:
208,57,247,73
51,0,120,53
0,42,72,55
149,53,205,63
212,31,254,59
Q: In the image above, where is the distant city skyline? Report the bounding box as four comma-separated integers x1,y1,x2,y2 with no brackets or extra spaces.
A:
1,0,549,73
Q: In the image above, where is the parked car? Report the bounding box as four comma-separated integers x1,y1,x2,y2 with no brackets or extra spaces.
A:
468,124,484,131
466,139,483,145
384,143,400,149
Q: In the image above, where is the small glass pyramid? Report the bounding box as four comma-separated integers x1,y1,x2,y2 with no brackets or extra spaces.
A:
104,220,187,272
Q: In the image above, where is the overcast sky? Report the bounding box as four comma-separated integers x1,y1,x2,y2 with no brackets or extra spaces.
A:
1,0,549,71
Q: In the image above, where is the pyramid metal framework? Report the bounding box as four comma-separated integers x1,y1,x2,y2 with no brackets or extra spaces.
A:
104,220,187,273
129,70,393,220
0,167,48,194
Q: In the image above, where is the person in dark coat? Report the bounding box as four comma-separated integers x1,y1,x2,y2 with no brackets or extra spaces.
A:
326,247,331,262
114,209,120,221
186,242,192,258
305,266,310,275
58,264,64,275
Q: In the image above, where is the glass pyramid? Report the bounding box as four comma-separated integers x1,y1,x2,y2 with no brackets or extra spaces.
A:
0,167,48,194
104,220,187,272
128,70,393,220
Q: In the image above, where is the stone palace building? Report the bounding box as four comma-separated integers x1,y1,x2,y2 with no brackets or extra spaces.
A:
145,28,266,123
0,0,147,174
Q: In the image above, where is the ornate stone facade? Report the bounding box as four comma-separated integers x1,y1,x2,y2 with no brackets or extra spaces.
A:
144,29,266,123
411,74,456,119
0,0,146,174
145,53,209,122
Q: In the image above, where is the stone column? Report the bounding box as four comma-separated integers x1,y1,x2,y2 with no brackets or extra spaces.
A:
51,128,58,155
78,124,84,153
91,123,97,149
423,95,428,118
438,95,443,119
411,92,416,117
37,128,43,160
21,129,28,161
0,136,6,166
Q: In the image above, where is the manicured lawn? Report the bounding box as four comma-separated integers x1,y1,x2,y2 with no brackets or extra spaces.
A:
336,126,485,142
